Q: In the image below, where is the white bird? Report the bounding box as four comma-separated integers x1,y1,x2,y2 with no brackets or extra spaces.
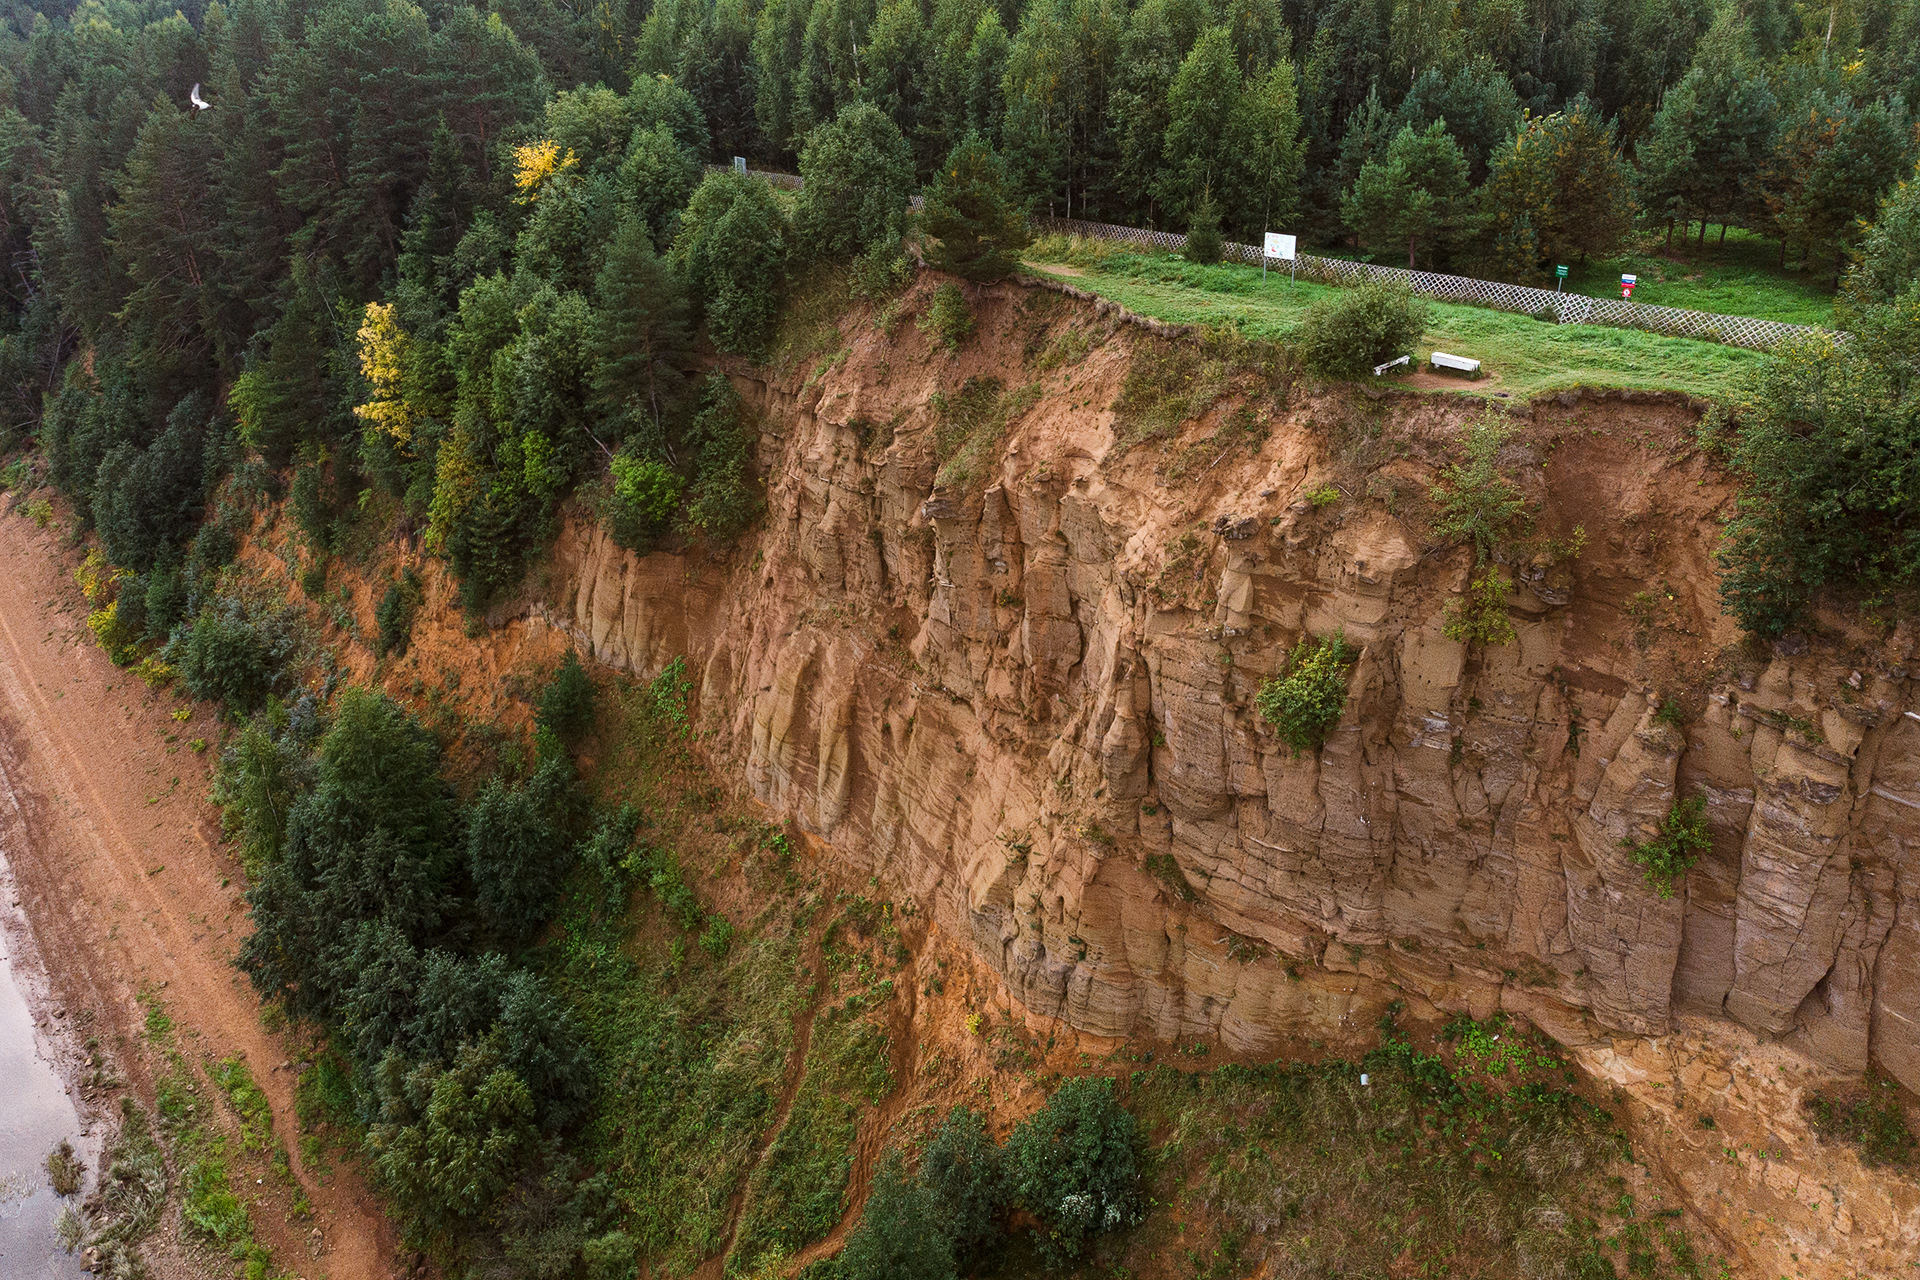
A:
189,83,210,111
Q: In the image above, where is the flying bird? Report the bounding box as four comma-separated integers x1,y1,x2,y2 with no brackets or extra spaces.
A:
189,83,209,111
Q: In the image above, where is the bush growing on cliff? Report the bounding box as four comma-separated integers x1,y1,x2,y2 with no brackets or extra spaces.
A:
918,282,975,354
1805,1076,1916,1167
1296,281,1429,380
1622,792,1710,899
374,569,424,658
538,650,596,744
1430,415,1530,565
1717,291,1920,636
1256,633,1355,756
681,376,761,542
1005,1076,1144,1264
1443,569,1517,646
605,448,684,551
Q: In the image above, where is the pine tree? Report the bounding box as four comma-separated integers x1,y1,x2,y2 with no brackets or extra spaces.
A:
1759,94,1912,285
1343,120,1479,268
1634,20,1777,248
1184,188,1223,262
1392,58,1524,185
920,133,1030,281
592,217,693,451
1484,94,1632,278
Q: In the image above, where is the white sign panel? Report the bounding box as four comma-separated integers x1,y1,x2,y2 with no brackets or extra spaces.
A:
1264,232,1297,261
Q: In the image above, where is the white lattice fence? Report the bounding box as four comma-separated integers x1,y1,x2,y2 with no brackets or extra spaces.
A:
1032,215,1837,353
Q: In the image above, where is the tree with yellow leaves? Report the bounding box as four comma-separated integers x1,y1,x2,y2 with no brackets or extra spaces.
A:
512,138,578,203
353,301,418,450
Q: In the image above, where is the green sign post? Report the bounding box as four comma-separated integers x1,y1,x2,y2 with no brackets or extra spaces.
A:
1554,264,1568,292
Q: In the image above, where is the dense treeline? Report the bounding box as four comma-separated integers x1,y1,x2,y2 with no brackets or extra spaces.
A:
0,0,1915,632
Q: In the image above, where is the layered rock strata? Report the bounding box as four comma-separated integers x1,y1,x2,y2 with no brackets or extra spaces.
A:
544,282,1919,1109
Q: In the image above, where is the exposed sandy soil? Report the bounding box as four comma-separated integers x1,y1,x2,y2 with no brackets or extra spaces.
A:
0,510,399,1280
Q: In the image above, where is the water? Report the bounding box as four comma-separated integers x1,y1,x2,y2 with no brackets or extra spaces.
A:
0,839,92,1280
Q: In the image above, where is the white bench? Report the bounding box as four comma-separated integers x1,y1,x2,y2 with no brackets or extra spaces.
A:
1372,354,1410,376
1430,351,1481,378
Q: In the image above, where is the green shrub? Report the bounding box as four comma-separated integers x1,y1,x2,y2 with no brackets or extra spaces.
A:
538,650,595,742
919,1105,1004,1258
606,450,684,551
1805,1077,1917,1167
698,914,734,957
682,376,761,542
368,1039,538,1226
290,458,338,555
918,282,974,354
1255,633,1355,756
1005,1075,1143,1265
169,597,298,714
182,1159,251,1246
299,558,329,600
1442,569,1516,646
374,569,424,658
1622,793,1710,899
1430,415,1530,565
837,1152,954,1280
850,238,911,301
582,1230,638,1280
1183,192,1223,264
1718,295,1920,636
1296,281,1430,380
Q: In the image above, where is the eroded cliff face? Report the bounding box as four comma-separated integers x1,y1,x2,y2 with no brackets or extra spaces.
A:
538,278,1920,1272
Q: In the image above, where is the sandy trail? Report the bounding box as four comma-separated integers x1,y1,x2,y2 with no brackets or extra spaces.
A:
0,512,396,1280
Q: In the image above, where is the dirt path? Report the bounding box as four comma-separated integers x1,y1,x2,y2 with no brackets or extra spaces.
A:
0,512,397,1280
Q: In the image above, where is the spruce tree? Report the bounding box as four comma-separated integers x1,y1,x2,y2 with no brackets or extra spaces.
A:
1343,121,1479,269
920,133,1030,281
591,217,693,451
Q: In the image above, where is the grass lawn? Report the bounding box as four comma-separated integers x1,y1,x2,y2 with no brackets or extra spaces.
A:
1556,226,1838,325
1295,225,1837,324
1025,240,1767,403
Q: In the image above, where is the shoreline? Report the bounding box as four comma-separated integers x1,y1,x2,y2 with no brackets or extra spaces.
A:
0,509,398,1280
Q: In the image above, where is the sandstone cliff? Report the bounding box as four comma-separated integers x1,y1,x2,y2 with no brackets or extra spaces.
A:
536,278,1919,1273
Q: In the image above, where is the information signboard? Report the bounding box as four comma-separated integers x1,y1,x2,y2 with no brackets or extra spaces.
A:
1263,232,1297,260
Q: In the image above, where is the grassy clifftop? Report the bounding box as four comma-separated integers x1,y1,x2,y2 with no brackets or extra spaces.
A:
1025,238,1766,402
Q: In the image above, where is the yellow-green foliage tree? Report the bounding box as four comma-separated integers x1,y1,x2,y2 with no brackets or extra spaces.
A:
1484,96,1633,283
